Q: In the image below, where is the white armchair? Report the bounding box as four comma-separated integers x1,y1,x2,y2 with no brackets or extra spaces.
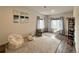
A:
8,34,24,49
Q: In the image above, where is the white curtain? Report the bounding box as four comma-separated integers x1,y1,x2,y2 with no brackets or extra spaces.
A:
37,20,45,29
51,20,63,32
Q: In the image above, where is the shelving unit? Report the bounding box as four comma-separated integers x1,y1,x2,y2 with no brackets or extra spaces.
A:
67,17,75,46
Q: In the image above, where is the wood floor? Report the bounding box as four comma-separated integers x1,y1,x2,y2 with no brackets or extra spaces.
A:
6,33,76,53
55,34,76,53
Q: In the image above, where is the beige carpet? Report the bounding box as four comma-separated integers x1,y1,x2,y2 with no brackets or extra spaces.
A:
6,33,61,53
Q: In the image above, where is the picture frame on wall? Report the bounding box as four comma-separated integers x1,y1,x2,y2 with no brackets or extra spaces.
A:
13,15,19,23
20,16,25,23
20,16,29,23
13,10,29,24
25,16,29,23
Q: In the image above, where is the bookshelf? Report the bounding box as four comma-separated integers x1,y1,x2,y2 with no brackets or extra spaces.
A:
67,17,75,46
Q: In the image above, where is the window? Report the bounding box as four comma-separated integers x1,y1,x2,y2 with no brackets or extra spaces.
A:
37,19,45,29
51,20,63,32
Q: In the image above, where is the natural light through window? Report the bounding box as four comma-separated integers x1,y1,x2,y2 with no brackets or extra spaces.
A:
51,20,63,32
37,20,45,29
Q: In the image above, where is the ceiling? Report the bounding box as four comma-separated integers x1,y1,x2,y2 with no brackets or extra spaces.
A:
27,6,73,15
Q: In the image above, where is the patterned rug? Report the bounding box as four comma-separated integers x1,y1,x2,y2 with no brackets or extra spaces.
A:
6,33,61,53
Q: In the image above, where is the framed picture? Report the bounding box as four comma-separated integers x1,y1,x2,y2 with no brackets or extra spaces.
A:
13,10,29,24
13,15,19,23
14,15,19,19
25,16,29,23
20,16,25,23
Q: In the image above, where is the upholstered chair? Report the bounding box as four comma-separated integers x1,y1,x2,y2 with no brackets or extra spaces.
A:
8,34,24,49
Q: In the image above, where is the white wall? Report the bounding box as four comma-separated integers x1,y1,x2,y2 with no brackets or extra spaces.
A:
0,7,42,42
73,7,79,52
